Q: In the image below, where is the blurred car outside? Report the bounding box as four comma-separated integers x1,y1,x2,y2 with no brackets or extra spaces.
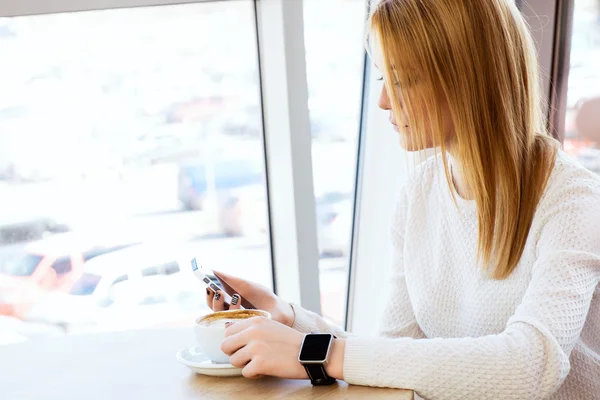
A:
0,278,45,320
217,184,268,237
220,187,353,256
177,156,263,212
0,184,71,246
85,273,206,332
0,213,69,246
316,193,353,257
564,96,600,174
0,232,140,318
24,242,205,334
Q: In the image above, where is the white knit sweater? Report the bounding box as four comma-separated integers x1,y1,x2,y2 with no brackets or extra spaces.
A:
292,150,600,400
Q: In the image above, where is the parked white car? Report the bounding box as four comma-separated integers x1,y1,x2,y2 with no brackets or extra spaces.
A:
220,189,354,257
24,243,205,333
317,199,353,257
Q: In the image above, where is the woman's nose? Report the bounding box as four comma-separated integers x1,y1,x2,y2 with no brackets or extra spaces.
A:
378,85,391,110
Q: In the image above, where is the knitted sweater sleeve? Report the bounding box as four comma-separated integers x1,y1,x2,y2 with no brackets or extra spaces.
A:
342,176,600,400
378,184,426,339
290,185,425,340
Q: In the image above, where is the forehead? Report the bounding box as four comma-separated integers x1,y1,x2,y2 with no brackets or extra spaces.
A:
371,45,384,70
368,34,418,76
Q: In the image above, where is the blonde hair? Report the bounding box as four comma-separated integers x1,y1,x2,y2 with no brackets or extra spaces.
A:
369,0,559,279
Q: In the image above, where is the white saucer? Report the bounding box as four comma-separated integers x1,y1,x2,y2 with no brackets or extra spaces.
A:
176,345,243,377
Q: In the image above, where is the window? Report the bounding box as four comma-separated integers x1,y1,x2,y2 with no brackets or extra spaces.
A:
563,0,600,174
163,262,180,276
82,245,135,261
141,262,180,277
0,253,43,276
304,0,366,325
50,257,72,275
113,275,128,285
0,1,272,337
69,273,102,296
141,267,159,277
138,295,168,306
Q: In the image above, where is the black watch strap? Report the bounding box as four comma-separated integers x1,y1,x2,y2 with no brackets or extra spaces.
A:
303,364,337,386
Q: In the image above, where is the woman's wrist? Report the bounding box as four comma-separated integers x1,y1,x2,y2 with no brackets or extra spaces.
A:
285,302,297,327
324,338,345,380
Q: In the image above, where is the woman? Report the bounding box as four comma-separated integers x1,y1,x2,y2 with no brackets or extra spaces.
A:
206,0,600,399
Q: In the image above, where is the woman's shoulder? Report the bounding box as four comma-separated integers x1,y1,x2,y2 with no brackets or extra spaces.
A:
392,155,440,225
531,150,600,263
403,153,442,196
534,150,600,231
543,150,600,201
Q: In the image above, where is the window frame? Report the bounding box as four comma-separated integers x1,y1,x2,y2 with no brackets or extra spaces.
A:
547,0,575,142
253,0,322,313
519,0,575,141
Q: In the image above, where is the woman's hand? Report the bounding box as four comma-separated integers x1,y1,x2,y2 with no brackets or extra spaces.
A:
205,271,295,327
220,316,308,379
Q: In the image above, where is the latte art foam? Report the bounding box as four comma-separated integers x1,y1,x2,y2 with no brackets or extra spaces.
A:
202,318,236,328
196,309,270,327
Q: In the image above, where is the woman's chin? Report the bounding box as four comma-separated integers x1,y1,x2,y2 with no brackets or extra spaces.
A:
398,135,433,152
392,125,429,151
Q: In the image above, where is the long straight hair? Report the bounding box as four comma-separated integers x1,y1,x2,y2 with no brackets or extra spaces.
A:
369,0,558,279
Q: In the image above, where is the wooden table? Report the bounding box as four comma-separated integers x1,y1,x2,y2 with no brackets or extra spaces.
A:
0,328,415,399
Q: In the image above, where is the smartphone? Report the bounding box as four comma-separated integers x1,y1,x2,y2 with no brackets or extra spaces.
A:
191,257,234,305
191,257,255,309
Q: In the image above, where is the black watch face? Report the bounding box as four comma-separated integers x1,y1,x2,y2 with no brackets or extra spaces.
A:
299,334,333,362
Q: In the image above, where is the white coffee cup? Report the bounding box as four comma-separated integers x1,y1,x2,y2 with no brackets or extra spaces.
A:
194,309,271,364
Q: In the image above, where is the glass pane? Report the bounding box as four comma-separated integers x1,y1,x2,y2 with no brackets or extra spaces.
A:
50,258,73,275
0,254,43,276
69,273,102,296
0,1,272,345
563,0,600,174
304,0,366,325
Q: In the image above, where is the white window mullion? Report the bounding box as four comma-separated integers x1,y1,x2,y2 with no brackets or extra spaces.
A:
254,0,322,313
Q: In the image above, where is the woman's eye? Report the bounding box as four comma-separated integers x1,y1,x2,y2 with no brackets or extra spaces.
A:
376,76,402,87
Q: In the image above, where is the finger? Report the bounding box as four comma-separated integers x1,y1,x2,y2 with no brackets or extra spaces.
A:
221,327,253,356
205,288,215,310
229,294,242,310
213,271,263,299
224,316,265,338
228,344,253,368
212,290,226,311
242,359,265,379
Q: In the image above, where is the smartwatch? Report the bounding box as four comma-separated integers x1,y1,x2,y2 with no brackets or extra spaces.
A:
298,333,337,386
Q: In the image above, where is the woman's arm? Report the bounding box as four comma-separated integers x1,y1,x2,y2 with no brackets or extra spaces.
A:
334,181,600,400
289,303,349,337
